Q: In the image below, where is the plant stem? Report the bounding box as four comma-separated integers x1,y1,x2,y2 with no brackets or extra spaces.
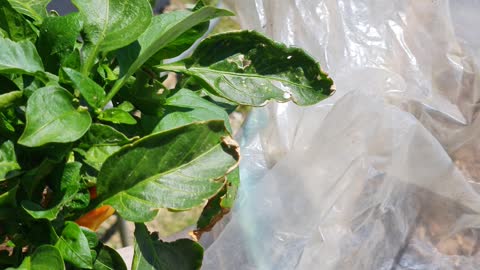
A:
102,78,124,108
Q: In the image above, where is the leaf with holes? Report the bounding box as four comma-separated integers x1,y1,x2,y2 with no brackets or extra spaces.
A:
0,1,334,269
157,30,334,106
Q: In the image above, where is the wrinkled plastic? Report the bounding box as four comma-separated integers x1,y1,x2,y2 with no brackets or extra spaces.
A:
203,0,480,269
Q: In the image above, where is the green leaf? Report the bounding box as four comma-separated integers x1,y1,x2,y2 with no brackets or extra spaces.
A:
146,0,208,61
37,13,81,57
37,13,82,73
153,88,231,133
132,223,203,270
60,48,82,74
82,145,122,171
119,71,167,117
63,67,106,109
96,121,239,222
146,11,210,64
65,189,90,211
6,0,49,24
0,114,16,139
6,245,65,270
6,256,30,269
111,6,233,104
139,114,162,134
96,64,117,81
93,245,127,270
0,140,21,181
80,124,130,146
22,162,83,220
76,124,131,170
157,30,334,106
117,101,134,112
0,90,22,111
148,0,156,8
15,74,45,96
18,86,92,147
0,0,37,42
81,227,99,249
21,197,58,220
31,245,65,270
194,168,239,237
0,36,44,75
98,108,137,125
221,166,239,208
26,220,60,247
72,0,152,73
0,184,18,207
20,158,57,199
196,187,226,230
55,221,93,269
0,107,22,139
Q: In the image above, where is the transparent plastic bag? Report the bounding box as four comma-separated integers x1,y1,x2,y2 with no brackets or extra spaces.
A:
203,1,480,269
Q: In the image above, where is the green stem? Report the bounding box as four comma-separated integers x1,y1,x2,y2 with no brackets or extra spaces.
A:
101,77,124,108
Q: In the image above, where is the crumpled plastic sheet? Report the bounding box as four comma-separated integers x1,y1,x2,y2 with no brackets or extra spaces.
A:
202,0,480,269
